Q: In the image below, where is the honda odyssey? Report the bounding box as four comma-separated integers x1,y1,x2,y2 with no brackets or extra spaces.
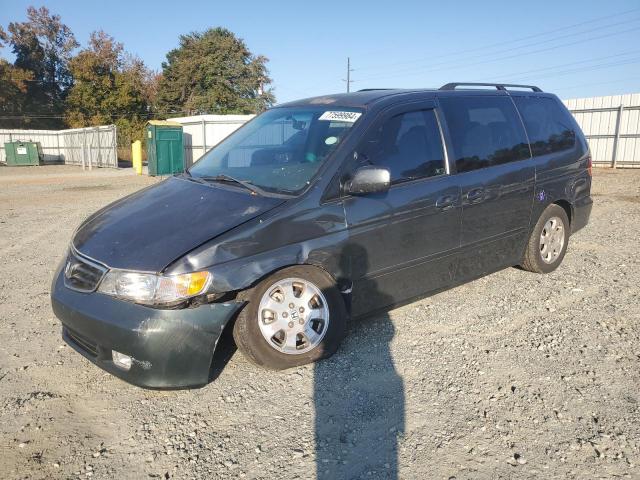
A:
51,83,592,389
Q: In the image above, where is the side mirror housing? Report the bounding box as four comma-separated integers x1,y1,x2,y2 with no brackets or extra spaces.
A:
347,166,391,195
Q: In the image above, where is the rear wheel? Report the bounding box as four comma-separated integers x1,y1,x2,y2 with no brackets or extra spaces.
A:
521,204,570,274
232,266,347,370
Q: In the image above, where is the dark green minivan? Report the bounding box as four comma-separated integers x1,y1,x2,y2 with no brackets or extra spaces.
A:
51,83,592,389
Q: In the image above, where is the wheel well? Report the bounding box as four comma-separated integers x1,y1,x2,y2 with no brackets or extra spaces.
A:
243,263,339,293
230,263,349,316
553,200,572,225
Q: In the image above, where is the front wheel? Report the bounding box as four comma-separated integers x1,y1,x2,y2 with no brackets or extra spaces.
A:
232,266,347,370
521,204,570,274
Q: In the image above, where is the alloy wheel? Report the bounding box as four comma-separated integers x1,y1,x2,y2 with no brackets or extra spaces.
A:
257,277,330,354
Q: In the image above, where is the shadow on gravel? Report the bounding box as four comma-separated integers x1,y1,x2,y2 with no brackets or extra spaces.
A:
208,325,237,383
315,244,404,479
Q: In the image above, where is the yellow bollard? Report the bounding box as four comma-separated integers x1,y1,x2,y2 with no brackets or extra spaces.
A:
132,140,142,175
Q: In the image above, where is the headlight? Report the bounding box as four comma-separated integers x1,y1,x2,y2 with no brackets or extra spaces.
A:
98,270,211,306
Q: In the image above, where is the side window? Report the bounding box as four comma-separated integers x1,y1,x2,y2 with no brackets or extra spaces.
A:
439,96,530,173
513,96,576,156
362,109,446,184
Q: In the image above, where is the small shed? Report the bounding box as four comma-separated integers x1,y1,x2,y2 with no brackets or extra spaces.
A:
146,120,184,176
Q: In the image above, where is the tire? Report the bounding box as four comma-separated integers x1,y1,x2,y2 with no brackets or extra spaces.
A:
521,204,570,274
232,266,347,370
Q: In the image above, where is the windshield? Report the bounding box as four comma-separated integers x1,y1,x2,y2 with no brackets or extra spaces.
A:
188,107,363,194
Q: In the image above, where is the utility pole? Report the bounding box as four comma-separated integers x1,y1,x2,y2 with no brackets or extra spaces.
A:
343,57,354,92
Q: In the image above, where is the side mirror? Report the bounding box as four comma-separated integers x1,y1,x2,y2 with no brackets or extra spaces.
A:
347,166,391,195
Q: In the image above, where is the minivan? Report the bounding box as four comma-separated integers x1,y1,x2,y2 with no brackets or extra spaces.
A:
51,83,592,389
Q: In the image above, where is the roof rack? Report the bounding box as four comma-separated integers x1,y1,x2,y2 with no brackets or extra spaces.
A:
439,82,542,92
357,88,397,92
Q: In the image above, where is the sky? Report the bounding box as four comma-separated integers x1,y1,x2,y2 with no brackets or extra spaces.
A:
1,0,639,104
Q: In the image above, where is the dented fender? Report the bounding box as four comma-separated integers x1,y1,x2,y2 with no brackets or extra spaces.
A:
206,230,350,293
165,197,353,293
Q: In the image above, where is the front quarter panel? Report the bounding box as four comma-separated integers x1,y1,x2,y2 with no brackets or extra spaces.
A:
165,197,350,293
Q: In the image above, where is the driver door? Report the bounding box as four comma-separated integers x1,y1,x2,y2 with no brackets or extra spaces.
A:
342,101,462,315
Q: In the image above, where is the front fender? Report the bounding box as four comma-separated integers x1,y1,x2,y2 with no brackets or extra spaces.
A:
165,201,350,293
205,229,350,293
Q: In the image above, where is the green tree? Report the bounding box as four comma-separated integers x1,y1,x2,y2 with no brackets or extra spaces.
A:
0,27,34,128
65,31,151,142
156,27,274,115
7,6,78,128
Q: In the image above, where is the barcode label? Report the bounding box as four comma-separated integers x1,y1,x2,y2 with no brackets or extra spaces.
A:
318,111,362,123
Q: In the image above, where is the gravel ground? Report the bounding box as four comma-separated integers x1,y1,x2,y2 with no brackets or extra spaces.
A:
0,165,639,480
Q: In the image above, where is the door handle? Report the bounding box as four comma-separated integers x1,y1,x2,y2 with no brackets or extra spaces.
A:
436,194,457,210
466,188,485,203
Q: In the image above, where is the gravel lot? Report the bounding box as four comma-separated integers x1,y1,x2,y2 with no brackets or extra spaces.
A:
0,165,639,480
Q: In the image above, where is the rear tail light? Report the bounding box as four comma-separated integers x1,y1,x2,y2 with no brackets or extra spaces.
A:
587,154,592,177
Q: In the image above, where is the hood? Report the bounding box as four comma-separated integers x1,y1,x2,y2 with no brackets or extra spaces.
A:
73,176,285,272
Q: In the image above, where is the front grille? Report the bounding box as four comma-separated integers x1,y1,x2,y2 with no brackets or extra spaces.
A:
65,327,98,357
63,250,107,292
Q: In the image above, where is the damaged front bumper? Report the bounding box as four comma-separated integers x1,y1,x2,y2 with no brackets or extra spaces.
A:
50,267,243,389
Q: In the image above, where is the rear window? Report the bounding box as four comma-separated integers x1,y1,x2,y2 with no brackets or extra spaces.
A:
439,96,530,173
513,96,576,156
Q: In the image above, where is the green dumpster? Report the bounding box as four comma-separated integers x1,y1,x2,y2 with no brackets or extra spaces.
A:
4,141,42,166
146,121,184,176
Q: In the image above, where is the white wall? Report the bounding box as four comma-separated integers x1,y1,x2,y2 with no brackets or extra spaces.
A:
167,114,255,166
564,93,640,168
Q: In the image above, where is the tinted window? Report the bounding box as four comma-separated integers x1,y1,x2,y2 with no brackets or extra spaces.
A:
513,96,576,156
439,96,530,173
362,109,446,183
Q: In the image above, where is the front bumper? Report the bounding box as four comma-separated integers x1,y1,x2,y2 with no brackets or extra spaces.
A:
51,265,243,389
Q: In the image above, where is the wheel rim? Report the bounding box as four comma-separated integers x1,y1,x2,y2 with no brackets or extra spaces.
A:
257,277,330,355
539,216,565,264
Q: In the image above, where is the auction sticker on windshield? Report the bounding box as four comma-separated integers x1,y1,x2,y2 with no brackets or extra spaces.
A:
318,111,362,122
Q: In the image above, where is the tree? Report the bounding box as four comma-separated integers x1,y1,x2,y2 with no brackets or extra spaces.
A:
0,27,34,128
65,31,151,142
7,6,78,128
156,27,274,115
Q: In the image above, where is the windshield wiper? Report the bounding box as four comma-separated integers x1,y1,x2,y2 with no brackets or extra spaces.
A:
197,174,265,196
180,171,207,184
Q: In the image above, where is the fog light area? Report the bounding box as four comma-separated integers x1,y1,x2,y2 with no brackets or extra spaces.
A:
112,350,132,371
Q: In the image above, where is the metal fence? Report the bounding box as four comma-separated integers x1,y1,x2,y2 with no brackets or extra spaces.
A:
171,101,640,169
167,114,255,167
565,93,640,168
0,124,118,168
3,97,637,170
